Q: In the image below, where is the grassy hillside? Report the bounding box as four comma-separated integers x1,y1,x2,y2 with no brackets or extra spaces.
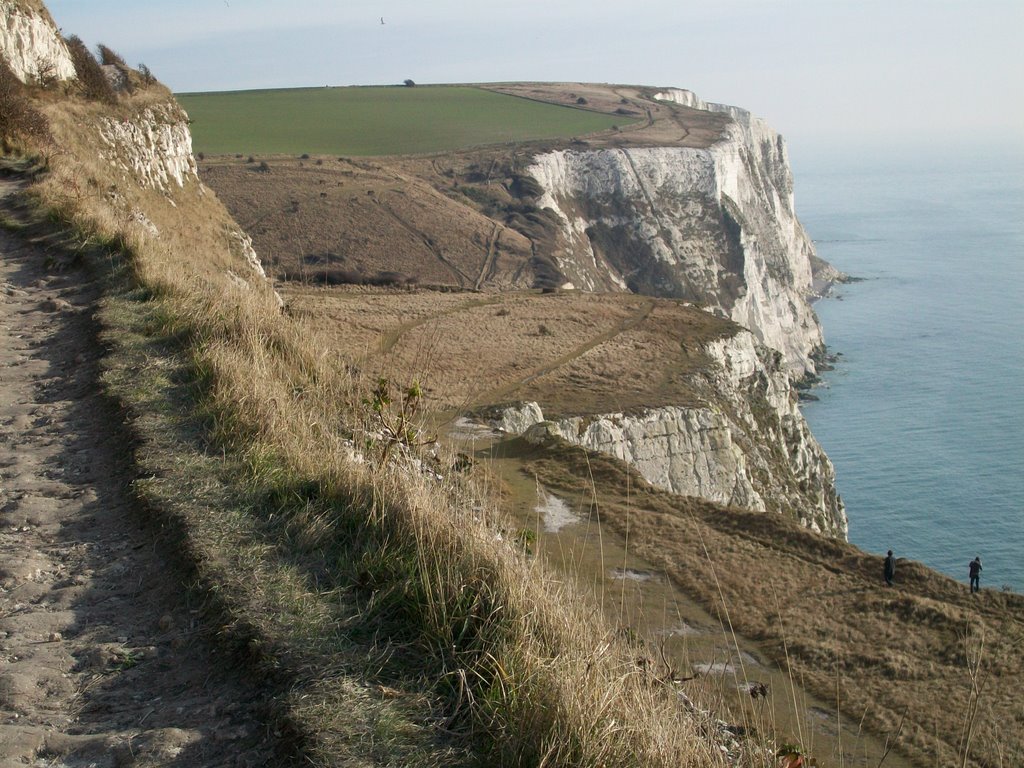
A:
8,19,1023,762
2,32,744,765
177,85,627,156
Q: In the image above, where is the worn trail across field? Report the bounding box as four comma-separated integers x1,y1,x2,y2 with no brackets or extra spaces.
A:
0,180,282,767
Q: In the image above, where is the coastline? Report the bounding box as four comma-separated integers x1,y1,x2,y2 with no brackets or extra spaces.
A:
797,161,1024,594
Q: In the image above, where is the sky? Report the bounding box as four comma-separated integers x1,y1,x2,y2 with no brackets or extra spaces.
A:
45,0,1024,169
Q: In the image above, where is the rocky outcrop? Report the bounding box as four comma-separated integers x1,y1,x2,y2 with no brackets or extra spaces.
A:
497,401,545,435
231,230,267,278
97,104,199,192
92,101,277,298
526,89,826,376
503,329,847,538
0,1,76,83
229,229,284,306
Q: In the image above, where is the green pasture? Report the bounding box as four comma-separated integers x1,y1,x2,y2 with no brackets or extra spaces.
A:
177,85,626,156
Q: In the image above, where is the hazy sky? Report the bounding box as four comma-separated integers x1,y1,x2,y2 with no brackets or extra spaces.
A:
45,0,1024,167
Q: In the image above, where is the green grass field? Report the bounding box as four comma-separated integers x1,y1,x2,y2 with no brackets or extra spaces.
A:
177,85,626,156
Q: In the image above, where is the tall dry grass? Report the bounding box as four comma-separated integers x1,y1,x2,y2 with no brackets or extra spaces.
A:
12,85,743,766
165,256,730,765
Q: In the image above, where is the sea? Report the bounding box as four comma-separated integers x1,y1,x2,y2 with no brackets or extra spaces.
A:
792,152,1024,594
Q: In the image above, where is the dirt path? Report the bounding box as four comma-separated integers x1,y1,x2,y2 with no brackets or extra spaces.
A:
376,195,475,288
473,223,501,291
0,180,282,767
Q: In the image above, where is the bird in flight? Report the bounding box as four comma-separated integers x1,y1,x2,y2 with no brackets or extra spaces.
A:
380,17,385,24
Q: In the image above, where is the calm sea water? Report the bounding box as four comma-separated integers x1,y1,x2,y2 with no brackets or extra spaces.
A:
794,158,1024,593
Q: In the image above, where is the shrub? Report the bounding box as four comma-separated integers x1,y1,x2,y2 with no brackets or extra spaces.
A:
64,35,116,104
98,45,135,94
29,62,59,89
403,79,416,87
97,44,127,68
576,96,587,105
509,173,544,199
137,63,157,86
0,61,49,150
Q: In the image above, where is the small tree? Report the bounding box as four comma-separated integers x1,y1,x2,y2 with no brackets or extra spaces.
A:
97,43,135,93
403,79,416,87
0,62,49,150
364,378,435,462
97,44,127,68
64,35,116,104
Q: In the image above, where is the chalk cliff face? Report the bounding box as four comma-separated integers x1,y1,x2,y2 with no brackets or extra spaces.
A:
98,105,200,193
0,8,279,297
92,102,278,295
526,89,825,376
0,1,76,83
504,329,847,538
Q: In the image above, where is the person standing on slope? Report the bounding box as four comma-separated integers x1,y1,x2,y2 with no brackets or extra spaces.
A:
884,550,896,587
969,556,983,593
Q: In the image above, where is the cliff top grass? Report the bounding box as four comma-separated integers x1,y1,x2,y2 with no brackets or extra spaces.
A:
281,285,732,419
178,82,729,157
6,0,50,15
190,86,733,296
177,85,629,157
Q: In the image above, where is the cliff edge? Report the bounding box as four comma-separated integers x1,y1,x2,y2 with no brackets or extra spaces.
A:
526,87,826,376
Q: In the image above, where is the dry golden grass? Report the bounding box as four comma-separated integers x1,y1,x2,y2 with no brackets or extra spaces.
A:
278,244,1024,766
8,0,53,18
11,81,746,766
199,155,535,290
284,284,729,418
524,442,1024,768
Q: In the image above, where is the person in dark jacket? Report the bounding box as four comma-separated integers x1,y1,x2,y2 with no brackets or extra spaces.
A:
969,556,983,593
884,550,896,587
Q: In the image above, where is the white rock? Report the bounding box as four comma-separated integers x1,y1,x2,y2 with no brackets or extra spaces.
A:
496,401,545,434
0,1,77,83
97,105,199,192
499,329,847,538
527,90,827,376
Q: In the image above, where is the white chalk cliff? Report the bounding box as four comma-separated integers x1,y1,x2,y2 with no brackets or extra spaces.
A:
527,89,825,376
0,1,76,83
0,2,276,294
505,329,847,538
98,105,199,193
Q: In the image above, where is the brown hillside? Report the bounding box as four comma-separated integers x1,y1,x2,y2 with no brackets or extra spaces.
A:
197,83,731,292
